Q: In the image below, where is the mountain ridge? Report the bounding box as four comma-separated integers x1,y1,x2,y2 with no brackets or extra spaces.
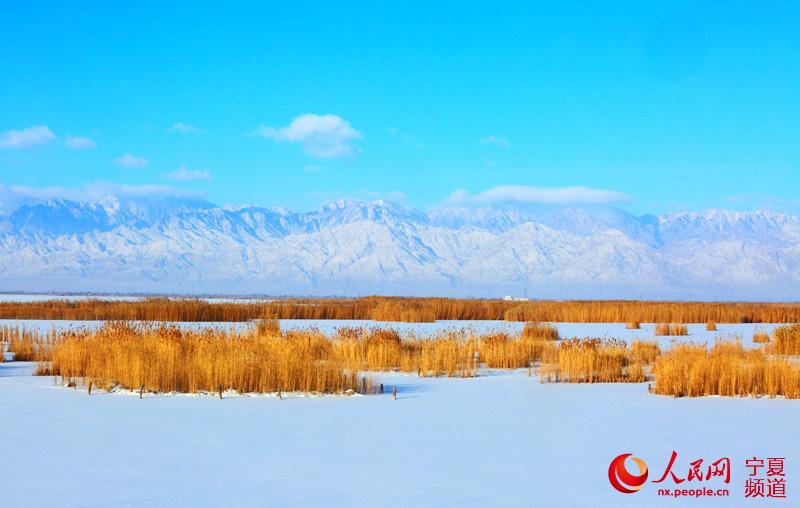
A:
0,194,798,299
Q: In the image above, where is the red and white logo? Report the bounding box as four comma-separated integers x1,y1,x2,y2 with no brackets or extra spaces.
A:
608,453,649,494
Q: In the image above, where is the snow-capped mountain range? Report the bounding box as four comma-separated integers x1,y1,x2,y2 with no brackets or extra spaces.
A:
1,193,798,299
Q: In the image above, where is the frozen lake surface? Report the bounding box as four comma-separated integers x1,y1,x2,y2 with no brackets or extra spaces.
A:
1,361,796,507
0,293,146,302
0,318,783,347
0,293,275,303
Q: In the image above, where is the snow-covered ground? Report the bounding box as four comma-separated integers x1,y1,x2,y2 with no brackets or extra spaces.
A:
1,360,796,507
0,293,147,302
0,293,275,303
1,320,793,506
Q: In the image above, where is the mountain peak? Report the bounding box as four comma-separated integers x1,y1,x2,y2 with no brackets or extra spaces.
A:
0,198,798,298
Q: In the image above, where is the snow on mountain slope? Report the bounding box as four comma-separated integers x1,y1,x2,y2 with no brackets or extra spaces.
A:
430,203,660,245
0,195,798,299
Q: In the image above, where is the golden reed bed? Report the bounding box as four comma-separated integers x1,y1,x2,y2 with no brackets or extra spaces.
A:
4,322,560,394
654,341,800,398
2,321,799,398
1,297,800,323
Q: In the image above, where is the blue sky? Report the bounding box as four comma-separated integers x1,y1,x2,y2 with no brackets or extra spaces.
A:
0,1,798,214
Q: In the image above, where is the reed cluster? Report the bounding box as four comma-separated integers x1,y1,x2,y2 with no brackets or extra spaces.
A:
447,323,561,369
332,328,478,377
654,323,689,336
1,297,799,323
45,322,366,394
706,321,717,331
631,340,661,364
15,319,800,398
521,322,559,340
254,318,281,336
1,325,55,361
626,321,640,329
539,338,648,383
32,322,562,385
768,323,800,355
752,328,771,344
653,341,800,398
36,323,547,393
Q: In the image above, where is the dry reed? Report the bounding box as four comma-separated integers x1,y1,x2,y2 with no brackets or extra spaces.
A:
752,328,771,344
475,323,558,369
29,321,562,391
18,318,800,398
45,322,365,394
36,323,503,394
626,321,640,329
631,340,661,365
521,322,559,341
255,318,281,336
653,341,800,398
332,327,478,378
539,338,647,383
2,325,55,361
768,323,800,355
706,320,717,331
655,323,689,336
1,297,799,323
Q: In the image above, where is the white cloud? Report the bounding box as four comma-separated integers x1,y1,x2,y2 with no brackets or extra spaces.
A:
447,185,630,205
0,181,203,204
114,153,149,168
65,135,96,150
0,125,56,149
254,114,362,158
168,122,201,135
479,135,510,149
162,165,211,181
